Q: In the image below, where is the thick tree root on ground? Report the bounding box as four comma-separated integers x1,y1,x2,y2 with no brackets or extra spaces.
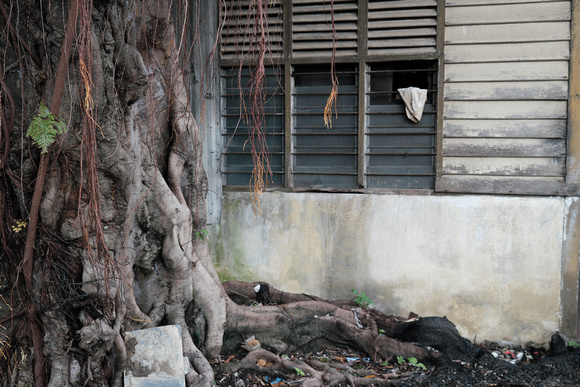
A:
210,281,490,386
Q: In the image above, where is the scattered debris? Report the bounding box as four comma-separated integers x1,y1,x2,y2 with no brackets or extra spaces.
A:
241,336,261,352
213,337,580,386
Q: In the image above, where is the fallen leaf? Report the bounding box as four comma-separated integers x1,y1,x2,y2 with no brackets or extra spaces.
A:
257,358,267,367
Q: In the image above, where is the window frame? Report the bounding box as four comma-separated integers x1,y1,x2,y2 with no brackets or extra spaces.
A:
219,0,445,193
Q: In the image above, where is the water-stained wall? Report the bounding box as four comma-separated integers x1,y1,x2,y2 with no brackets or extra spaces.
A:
209,191,579,343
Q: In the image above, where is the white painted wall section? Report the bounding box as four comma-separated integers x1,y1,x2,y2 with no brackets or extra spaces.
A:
210,192,566,343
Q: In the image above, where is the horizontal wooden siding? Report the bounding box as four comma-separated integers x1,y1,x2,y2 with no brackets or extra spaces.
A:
439,0,571,194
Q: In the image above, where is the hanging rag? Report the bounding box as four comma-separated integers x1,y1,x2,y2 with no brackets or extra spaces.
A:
397,87,428,123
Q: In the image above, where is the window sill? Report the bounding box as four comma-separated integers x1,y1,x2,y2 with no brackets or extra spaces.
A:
222,185,434,196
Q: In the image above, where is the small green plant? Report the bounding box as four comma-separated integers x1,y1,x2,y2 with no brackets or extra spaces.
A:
569,341,580,348
195,229,208,241
378,328,385,337
27,103,66,154
294,367,305,376
397,356,426,370
352,289,373,308
381,359,389,366
407,357,427,370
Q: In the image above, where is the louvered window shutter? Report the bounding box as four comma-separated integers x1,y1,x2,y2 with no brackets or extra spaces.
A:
292,0,358,58
367,0,437,56
220,1,440,190
222,67,285,186
220,0,283,61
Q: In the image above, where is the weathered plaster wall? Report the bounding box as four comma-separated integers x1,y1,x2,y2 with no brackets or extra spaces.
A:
208,191,578,343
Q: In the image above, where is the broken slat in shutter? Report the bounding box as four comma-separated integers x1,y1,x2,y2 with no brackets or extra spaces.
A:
292,0,358,58
220,0,283,61
368,0,437,57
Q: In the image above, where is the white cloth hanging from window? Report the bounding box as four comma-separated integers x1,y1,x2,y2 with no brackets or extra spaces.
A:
397,87,427,123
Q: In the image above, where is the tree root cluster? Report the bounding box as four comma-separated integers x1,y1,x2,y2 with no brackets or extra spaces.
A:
204,280,489,386
219,348,395,386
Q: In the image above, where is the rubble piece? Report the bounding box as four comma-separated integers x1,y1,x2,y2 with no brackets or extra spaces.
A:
124,325,186,387
242,335,261,352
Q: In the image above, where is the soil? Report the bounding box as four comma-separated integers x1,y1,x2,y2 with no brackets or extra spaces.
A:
213,340,580,386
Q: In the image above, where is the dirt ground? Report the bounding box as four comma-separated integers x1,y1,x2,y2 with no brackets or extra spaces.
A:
213,339,580,386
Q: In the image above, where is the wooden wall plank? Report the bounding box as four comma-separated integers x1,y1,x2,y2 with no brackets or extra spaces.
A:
369,9,437,19
293,32,358,41
292,49,358,58
445,62,569,82
370,0,437,10
293,0,354,3
444,81,568,100
367,47,438,56
293,13,357,23
369,18,437,29
442,157,565,175
444,101,568,119
294,22,357,32
368,28,436,38
443,138,566,157
445,22,570,44
293,41,358,50
293,3,357,13
443,119,567,138
447,0,564,6
368,38,436,48
446,2,570,25
436,175,568,195
445,42,570,63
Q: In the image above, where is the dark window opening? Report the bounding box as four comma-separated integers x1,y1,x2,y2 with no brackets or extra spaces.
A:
366,61,437,189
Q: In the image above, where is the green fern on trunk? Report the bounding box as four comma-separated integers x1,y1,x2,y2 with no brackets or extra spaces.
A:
26,103,66,154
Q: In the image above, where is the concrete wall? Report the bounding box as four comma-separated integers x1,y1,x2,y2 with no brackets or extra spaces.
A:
209,191,580,343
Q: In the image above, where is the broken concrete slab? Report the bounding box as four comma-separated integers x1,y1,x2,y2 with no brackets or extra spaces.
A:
124,325,186,387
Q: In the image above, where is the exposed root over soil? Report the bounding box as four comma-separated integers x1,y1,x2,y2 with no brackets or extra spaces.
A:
213,343,580,386
213,281,580,386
